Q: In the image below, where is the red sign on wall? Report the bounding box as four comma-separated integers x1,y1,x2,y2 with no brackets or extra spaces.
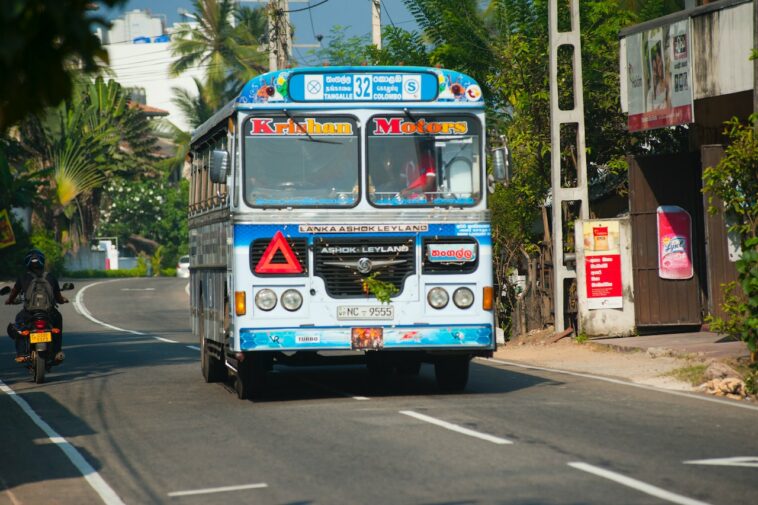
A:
583,221,623,310
586,255,623,298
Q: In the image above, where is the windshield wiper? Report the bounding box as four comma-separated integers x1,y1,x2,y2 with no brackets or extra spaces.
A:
282,109,341,145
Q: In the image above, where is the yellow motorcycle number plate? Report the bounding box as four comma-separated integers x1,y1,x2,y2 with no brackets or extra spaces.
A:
30,332,52,344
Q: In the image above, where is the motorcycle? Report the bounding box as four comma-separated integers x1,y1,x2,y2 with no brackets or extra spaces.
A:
1,282,74,383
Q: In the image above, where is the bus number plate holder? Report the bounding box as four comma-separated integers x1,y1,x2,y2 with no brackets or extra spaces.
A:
337,306,394,320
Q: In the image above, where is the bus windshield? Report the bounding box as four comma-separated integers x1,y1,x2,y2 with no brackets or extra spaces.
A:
367,115,481,207
244,115,359,207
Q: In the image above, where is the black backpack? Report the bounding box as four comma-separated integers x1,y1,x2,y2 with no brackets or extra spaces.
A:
24,272,55,313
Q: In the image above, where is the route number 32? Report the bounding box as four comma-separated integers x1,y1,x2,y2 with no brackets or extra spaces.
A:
353,76,372,99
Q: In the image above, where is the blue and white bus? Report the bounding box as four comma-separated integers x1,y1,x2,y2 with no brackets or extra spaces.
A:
188,66,497,399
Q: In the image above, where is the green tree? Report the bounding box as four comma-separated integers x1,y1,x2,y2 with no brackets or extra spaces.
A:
308,26,371,66
171,78,216,130
12,77,159,248
170,0,267,108
703,115,758,359
0,0,126,132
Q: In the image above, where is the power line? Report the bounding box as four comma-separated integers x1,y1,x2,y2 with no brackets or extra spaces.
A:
307,0,322,46
284,0,329,13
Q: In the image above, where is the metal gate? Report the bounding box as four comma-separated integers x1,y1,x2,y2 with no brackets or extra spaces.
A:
628,153,705,327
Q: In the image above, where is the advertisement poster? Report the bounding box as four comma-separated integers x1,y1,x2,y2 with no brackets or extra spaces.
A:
583,221,623,310
626,20,693,132
0,209,16,249
657,206,693,280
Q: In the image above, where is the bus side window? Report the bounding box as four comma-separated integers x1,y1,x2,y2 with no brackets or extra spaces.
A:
191,151,200,213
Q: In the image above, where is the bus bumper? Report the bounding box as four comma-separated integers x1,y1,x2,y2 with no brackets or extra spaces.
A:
239,324,493,351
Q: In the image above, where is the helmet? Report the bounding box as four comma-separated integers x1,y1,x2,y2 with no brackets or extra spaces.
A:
24,249,45,269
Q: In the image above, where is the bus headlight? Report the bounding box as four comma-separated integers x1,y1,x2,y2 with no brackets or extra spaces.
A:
427,287,449,309
280,289,303,311
453,287,475,309
255,289,277,311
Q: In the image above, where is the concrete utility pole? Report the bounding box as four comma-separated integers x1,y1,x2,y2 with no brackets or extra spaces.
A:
371,0,382,49
268,0,292,71
548,0,589,332
242,0,302,71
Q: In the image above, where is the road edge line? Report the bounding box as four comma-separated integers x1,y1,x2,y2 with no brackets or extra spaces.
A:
73,280,145,335
480,358,758,412
0,380,126,505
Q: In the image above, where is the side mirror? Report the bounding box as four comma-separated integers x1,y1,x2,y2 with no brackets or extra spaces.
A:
0,286,10,296
492,143,513,184
61,282,75,291
209,150,229,184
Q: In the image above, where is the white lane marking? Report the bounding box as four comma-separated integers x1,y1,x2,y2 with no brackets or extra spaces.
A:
0,380,126,505
74,281,145,335
684,456,758,468
352,396,370,401
154,337,178,344
399,410,513,445
481,358,758,412
168,483,268,497
186,345,201,351
75,280,192,347
568,462,712,505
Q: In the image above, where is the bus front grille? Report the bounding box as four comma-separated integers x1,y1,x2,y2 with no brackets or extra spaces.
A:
313,237,415,298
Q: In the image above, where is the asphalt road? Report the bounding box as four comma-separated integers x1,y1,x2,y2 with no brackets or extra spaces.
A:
1,277,756,505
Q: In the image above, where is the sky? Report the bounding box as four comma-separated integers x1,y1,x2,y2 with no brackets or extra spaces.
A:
100,0,420,64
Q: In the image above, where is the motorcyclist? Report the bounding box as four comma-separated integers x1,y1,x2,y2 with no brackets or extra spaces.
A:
5,249,68,363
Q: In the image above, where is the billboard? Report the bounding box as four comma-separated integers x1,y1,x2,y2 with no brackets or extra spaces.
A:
625,20,693,132
657,206,694,280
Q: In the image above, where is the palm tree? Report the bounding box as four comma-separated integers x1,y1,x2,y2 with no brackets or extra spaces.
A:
15,77,159,249
170,0,268,107
172,77,218,129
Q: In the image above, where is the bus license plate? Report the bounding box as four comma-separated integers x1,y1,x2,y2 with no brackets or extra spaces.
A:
30,332,52,344
337,305,394,320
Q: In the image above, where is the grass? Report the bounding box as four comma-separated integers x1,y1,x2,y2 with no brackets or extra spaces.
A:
663,363,709,386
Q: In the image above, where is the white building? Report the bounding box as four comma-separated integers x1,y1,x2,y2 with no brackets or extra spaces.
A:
99,11,205,132
98,9,166,45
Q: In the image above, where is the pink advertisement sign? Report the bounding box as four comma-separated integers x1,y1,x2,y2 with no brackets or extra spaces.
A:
657,205,693,280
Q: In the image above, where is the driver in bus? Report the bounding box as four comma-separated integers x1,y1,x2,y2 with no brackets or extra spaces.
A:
400,146,437,198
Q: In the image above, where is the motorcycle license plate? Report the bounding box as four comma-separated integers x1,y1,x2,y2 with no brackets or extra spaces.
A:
30,332,52,344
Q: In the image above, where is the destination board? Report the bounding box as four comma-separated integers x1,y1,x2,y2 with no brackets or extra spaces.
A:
288,72,439,102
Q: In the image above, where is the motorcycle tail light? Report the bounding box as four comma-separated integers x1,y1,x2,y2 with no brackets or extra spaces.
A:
34,320,46,329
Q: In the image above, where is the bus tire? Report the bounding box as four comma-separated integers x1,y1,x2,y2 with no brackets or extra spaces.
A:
201,338,225,383
234,358,266,400
434,356,470,392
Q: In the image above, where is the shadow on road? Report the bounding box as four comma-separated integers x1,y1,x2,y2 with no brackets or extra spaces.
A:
229,360,562,404
0,391,103,494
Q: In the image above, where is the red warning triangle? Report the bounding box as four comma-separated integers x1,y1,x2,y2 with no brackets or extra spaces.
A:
255,231,303,274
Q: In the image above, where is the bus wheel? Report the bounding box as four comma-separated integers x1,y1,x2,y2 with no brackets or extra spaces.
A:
234,358,266,400
434,356,470,392
201,338,225,383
